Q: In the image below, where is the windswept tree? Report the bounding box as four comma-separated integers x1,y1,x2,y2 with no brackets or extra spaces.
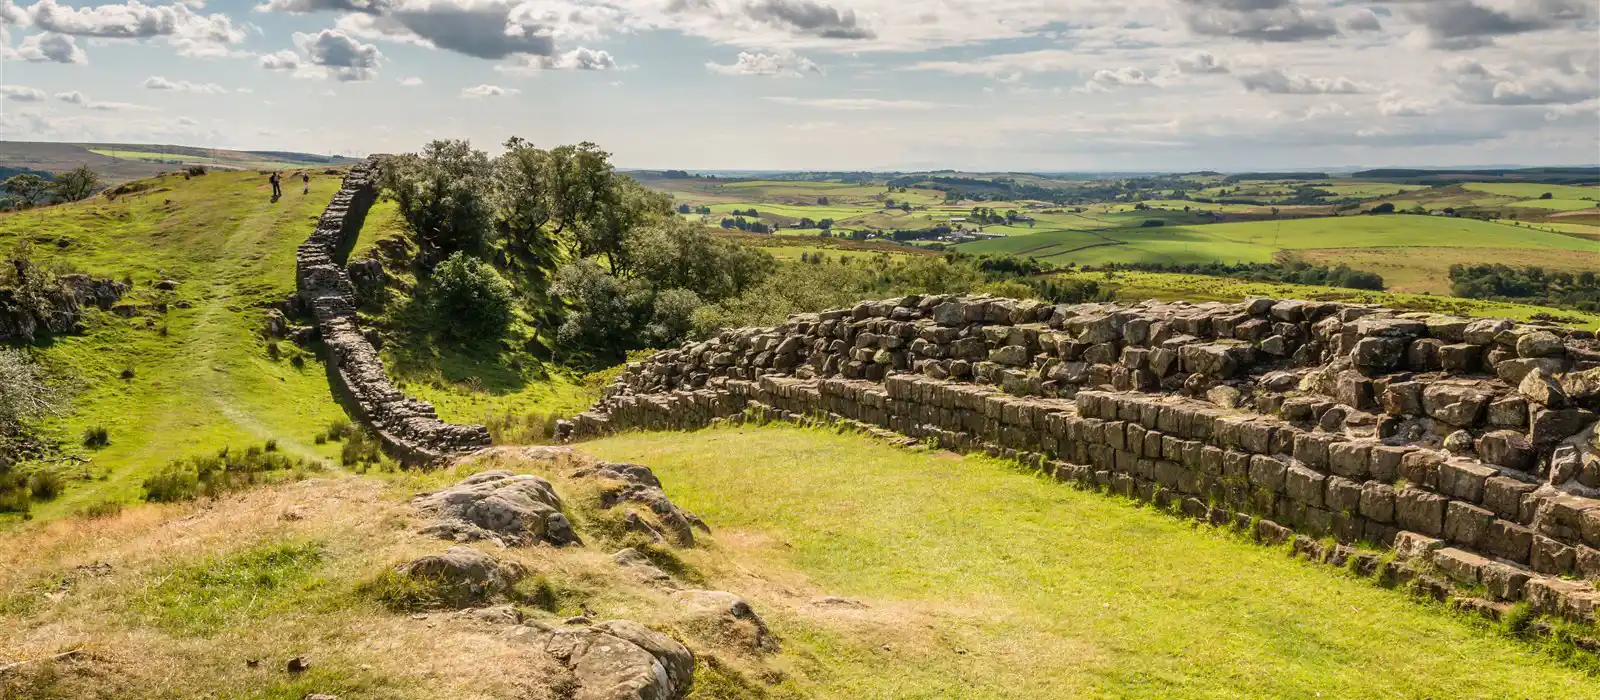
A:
3,174,52,205
51,166,100,202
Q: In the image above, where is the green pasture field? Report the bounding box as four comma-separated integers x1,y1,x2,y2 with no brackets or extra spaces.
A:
1508,199,1599,212
87,149,310,172
0,171,351,520
1177,214,1599,252
1056,270,1600,328
1311,182,1430,198
1463,183,1600,200
584,424,1600,698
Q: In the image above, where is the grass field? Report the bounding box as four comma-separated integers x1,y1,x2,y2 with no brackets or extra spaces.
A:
1508,199,1599,211
1297,247,1600,295
584,425,1600,698
1058,270,1600,327
0,170,350,521
1463,183,1600,200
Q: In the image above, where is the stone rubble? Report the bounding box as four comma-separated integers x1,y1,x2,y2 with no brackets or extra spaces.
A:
573,294,1600,624
295,157,490,464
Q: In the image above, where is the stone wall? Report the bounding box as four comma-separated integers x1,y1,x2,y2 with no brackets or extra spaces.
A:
574,295,1600,624
297,157,490,464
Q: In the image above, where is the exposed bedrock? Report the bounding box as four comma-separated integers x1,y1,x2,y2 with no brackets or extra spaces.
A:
574,294,1600,623
295,158,490,464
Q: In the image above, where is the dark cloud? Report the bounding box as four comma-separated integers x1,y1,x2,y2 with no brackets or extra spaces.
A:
743,0,875,40
1175,0,1339,42
1379,0,1597,50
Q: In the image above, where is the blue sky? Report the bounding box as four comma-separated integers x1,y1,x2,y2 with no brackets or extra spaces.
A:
1,0,1596,170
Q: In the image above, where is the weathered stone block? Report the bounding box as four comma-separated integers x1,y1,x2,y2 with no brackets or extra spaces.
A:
1327,441,1370,480
1483,476,1537,521
1443,501,1493,548
1436,459,1496,503
1285,465,1326,507
1396,488,1448,537
1484,520,1534,563
1325,475,1362,513
1249,454,1288,492
1292,432,1340,470
1359,482,1396,523
1368,445,1413,483
1532,535,1576,576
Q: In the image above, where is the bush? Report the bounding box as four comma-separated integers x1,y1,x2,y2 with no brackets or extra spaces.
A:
76,499,123,519
339,428,384,469
27,470,63,501
0,349,61,437
82,425,109,448
324,417,353,442
185,165,208,176
142,443,324,503
427,251,515,342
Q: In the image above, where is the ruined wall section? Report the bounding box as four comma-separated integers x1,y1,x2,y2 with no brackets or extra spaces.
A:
575,295,1600,623
297,157,490,464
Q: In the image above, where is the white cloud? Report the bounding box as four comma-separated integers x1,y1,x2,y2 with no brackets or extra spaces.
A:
1442,57,1597,106
55,89,144,111
1079,66,1158,92
497,46,616,73
765,96,940,110
707,50,821,77
1238,68,1369,95
0,84,47,101
294,28,382,81
1377,92,1439,117
25,0,245,56
461,83,520,98
258,49,300,71
143,76,226,93
12,31,86,63
398,76,423,86
1172,50,1228,75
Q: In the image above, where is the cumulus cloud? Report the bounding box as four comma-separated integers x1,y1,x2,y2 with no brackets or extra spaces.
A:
706,50,821,77
25,0,244,55
398,76,422,86
740,0,874,40
1442,57,1597,105
1344,8,1382,32
1080,67,1158,92
294,28,382,80
0,84,47,101
461,83,519,98
497,46,617,72
12,31,86,63
1173,51,1228,74
765,96,939,110
1377,92,1439,116
1175,0,1339,42
55,89,142,110
1389,0,1595,51
264,0,621,65
1238,68,1368,94
258,49,300,70
143,76,226,93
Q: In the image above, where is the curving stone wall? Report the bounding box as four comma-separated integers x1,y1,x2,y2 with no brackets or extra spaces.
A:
297,157,490,464
575,295,1600,623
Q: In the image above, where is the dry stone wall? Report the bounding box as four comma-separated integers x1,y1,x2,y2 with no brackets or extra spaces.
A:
575,294,1600,624
297,157,490,464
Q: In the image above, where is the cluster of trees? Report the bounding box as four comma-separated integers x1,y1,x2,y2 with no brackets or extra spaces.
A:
965,207,1017,225
888,225,952,242
719,217,771,234
794,217,835,230
381,138,774,363
2,167,102,209
676,204,713,215
1449,264,1600,312
1100,260,1385,291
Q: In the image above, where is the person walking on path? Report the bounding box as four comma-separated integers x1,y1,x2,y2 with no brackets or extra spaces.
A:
269,171,282,198
302,172,310,195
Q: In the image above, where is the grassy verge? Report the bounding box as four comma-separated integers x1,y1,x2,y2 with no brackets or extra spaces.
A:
583,424,1600,698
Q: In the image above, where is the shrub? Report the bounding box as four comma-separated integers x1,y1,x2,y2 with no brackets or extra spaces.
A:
185,165,208,176
27,470,63,501
141,444,324,503
264,439,278,453
339,428,383,468
324,418,352,442
82,425,109,448
0,349,61,437
427,251,515,342
76,499,123,519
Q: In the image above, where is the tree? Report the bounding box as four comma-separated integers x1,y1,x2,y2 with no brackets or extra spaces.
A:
817,196,829,205
3,174,51,205
428,251,515,342
384,140,493,261
1369,202,1396,214
1540,192,1553,200
52,166,100,202
677,204,691,214
818,219,834,230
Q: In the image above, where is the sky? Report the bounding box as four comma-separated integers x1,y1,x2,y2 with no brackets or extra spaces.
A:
0,0,1596,171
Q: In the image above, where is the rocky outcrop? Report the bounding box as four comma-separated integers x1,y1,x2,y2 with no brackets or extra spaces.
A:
0,274,127,343
296,158,490,464
510,620,695,700
671,590,779,654
399,546,526,608
574,295,1600,624
414,469,579,546
570,461,709,547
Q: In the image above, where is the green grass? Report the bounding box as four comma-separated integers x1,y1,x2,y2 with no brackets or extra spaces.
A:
1175,214,1598,252
0,170,352,521
584,425,1599,699
1057,270,1600,327
1463,182,1600,200
1509,199,1599,211
132,540,327,636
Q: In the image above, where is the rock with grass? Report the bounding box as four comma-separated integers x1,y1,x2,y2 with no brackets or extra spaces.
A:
571,462,708,547
415,470,579,547
670,590,779,654
613,548,675,587
510,619,694,700
398,546,526,609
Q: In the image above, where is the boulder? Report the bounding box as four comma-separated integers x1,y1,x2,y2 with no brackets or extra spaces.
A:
1516,331,1566,358
531,620,695,700
415,470,578,547
399,546,526,608
571,462,708,547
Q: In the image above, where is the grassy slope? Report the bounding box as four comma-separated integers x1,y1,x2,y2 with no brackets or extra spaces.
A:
1463,183,1600,200
0,171,351,520
584,425,1598,699
1057,270,1600,328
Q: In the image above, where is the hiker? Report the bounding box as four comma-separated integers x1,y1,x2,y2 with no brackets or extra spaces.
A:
269,171,281,198
301,172,310,194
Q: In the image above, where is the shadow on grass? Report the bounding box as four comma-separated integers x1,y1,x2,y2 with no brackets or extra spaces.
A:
379,294,537,397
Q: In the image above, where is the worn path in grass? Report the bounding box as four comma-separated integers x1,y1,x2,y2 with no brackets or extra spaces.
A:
0,171,351,519
585,425,1598,699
